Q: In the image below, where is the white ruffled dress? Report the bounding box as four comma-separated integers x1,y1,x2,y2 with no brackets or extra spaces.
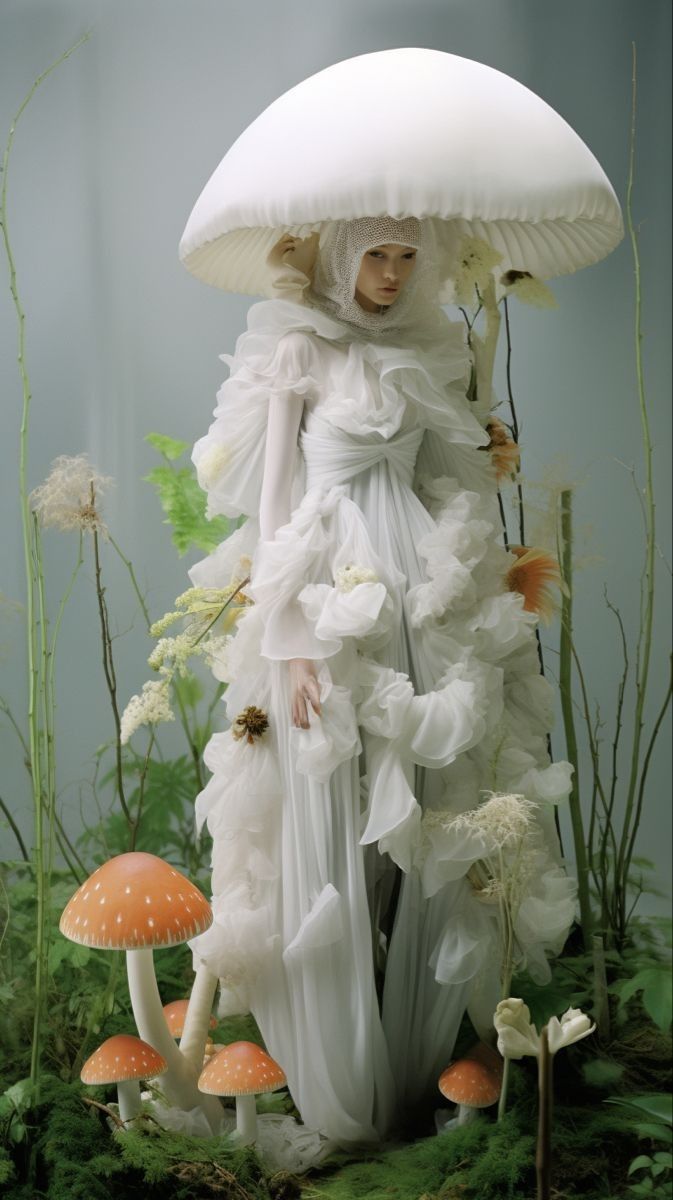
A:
188,297,575,1143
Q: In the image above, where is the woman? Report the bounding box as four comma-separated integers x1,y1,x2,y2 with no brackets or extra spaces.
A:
188,215,574,1143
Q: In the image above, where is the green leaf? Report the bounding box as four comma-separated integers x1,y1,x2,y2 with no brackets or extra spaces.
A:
654,1153,673,1166
641,968,673,1032
145,432,190,460
629,1156,655,1175
607,1095,673,1125
144,465,231,556
611,966,673,1031
635,1122,673,1144
0,1079,34,1116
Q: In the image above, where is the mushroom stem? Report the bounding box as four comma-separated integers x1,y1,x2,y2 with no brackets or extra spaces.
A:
179,963,218,1069
457,1103,477,1126
116,1079,141,1126
235,1093,258,1145
126,947,223,1131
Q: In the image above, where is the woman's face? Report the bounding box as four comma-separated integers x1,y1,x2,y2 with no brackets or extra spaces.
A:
354,243,417,313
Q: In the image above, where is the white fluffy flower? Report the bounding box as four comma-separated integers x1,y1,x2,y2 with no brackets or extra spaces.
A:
30,454,111,533
334,563,379,593
451,791,538,850
147,632,196,677
120,679,174,744
545,1007,596,1054
494,997,541,1059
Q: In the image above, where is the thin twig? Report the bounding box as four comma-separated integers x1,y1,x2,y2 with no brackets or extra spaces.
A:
614,44,658,939
0,795,30,861
107,533,152,629
91,518,132,825
623,656,673,885
81,1096,124,1128
502,297,526,546
558,489,593,943
129,730,155,851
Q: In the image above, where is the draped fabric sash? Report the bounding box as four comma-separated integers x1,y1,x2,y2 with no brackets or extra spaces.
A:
301,421,425,490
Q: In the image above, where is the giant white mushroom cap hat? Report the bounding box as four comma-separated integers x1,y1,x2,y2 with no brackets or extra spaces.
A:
179,47,623,298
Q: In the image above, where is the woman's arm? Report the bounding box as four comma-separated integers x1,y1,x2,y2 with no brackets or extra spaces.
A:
258,393,321,730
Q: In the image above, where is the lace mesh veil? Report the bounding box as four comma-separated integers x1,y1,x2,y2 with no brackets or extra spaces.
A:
308,216,445,341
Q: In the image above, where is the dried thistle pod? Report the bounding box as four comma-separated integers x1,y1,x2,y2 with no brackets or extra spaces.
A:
232,706,270,744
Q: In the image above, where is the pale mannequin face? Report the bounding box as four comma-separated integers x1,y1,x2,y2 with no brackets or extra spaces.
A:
354,243,418,313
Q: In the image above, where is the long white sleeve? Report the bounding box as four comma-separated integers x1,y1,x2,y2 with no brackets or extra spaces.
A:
259,393,305,541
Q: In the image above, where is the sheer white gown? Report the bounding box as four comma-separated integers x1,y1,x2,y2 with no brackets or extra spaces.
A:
187,295,575,1144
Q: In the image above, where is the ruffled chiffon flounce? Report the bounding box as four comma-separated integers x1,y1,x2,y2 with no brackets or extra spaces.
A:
188,298,576,1142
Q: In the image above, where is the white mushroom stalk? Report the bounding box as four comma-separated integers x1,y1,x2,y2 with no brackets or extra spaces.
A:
126,947,221,1126
178,963,219,1070
60,852,225,1134
233,1094,258,1145
116,1078,143,1125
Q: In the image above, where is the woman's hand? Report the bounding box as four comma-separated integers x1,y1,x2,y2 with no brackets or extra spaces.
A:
289,658,321,729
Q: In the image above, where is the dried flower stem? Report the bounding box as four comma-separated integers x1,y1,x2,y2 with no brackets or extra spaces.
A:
1,32,89,1097
557,51,671,948
502,297,526,547
107,533,152,628
91,518,134,832
130,731,155,852
0,696,86,881
558,490,594,945
613,45,668,936
0,795,29,862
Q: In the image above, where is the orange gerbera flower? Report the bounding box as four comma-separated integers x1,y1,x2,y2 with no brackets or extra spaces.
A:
483,417,520,482
506,545,563,622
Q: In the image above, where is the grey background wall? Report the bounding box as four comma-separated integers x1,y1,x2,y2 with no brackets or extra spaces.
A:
1,0,671,910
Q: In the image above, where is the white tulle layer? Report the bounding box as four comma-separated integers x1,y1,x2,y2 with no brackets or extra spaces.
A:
188,298,576,1142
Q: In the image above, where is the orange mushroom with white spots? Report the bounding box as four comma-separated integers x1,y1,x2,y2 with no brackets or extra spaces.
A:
81,1033,166,1126
199,1041,286,1145
438,1045,502,1129
60,852,222,1130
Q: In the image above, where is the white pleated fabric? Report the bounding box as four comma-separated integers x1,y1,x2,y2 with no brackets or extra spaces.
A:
188,280,576,1142
179,47,623,294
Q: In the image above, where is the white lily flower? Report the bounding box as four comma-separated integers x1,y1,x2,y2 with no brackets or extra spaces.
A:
545,1007,596,1055
493,997,541,1059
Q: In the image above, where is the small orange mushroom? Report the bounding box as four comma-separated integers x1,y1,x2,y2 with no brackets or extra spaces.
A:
438,1052,502,1128
81,1033,166,1126
199,1041,286,1144
162,998,217,1039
